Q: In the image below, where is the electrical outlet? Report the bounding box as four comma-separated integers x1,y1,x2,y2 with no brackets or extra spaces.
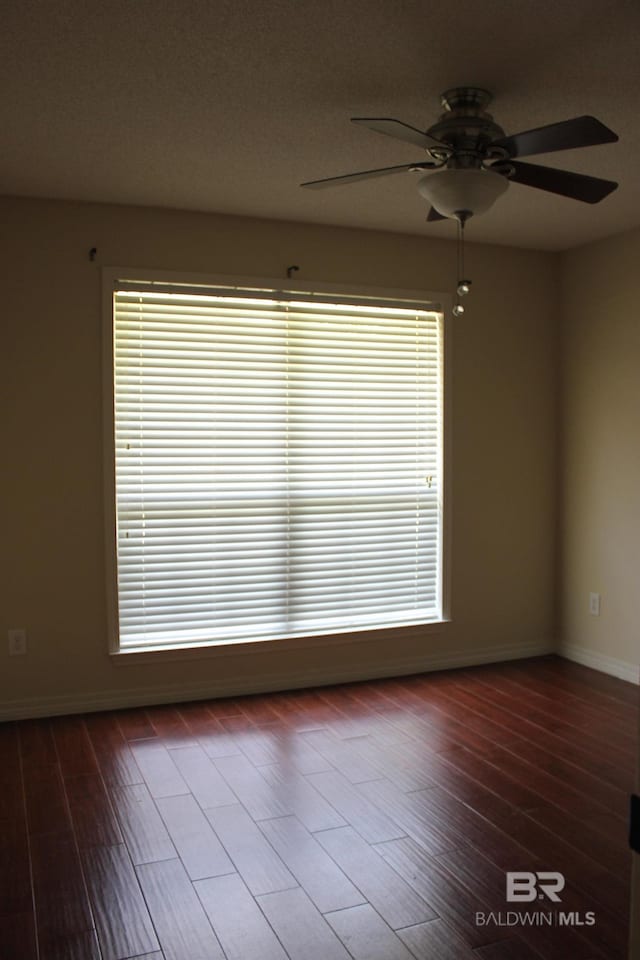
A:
589,592,601,616
8,628,27,656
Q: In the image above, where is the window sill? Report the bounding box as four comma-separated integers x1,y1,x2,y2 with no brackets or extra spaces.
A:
109,619,449,666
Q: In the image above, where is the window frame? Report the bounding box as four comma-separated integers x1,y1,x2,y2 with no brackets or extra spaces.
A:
102,267,453,662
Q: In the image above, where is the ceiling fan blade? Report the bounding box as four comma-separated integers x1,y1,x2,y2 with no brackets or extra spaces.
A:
492,116,618,159
426,206,447,222
351,117,447,151
508,160,618,203
301,162,428,189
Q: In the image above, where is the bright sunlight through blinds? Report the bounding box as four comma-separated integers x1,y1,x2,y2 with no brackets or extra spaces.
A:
112,285,443,651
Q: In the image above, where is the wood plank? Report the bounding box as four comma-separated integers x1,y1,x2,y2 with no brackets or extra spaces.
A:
85,712,144,787
117,708,157,741
23,760,72,836
396,919,477,960
305,770,405,842
39,929,102,960
118,955,164,960
358,778,460,857
130,742,189,798
494,738,629,818
316,825,436,929
136,858,225,960
484,663,635,728
111,782,176,864
64,773,123,848
212,753,289,819
30,830,94,945
256,887,351,960
472,939,548,960
177,703,241,759
195,873,288,960
0,912,37,960
156,794,234,880
0,723,22,820
237,693,284,725
502,661,637,725
316,689,385,740
399,785,533,868
392,745,532,832
20,720,74,837
82,843,160,960
19,718,57,766
169,745,237,808
372,682,507,755
203,803,296,895
325,903,416,960
301,729,386,782
206,698,245,720
257,763,346,831
115,954,163,960
262,728,333,775
233,722,333,773
524,802,631,878
227,720,330,769
391,707,498,756
416,673,634,812
264,689,317,715
51,716,99,778
270,705,327,733
218,714,261,737
0,817,32,917
531,657,639,707
375,837,512,948
146,705,194,747
550,719,634,769
121,955,164,960
275,692,343,731
346,731,437,792
259,815,365,913
434,744,546,811
457,674,635,779
342,680,416,717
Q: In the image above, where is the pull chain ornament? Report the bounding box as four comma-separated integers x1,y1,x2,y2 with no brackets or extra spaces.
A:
452,214,471,317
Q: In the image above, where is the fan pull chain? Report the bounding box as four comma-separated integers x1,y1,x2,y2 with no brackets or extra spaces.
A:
453,215,471,317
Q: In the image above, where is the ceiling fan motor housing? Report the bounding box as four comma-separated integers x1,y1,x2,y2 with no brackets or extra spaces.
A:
426,87,507,168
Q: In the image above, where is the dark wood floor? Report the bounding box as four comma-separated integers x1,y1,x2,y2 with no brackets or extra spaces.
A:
0,655,637,960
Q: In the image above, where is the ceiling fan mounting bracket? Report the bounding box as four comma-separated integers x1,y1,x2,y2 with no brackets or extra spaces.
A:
440,87,493,113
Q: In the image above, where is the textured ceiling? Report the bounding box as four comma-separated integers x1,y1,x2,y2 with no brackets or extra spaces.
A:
2,0,640,250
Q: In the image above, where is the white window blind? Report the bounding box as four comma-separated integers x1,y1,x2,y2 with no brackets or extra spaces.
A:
112,283,443,651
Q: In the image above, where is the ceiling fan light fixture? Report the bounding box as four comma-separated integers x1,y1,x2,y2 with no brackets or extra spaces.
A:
417,168,509,219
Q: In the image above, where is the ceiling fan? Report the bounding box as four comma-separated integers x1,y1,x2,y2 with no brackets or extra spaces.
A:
301,87,619,222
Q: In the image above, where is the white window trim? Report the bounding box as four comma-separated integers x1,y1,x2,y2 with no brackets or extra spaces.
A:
102,267,453,662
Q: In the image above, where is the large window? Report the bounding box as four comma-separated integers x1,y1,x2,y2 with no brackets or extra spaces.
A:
107,276,445,653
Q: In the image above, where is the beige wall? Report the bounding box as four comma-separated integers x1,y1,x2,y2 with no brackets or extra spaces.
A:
560,228,640,681
632,705,640,959
1,195,558,718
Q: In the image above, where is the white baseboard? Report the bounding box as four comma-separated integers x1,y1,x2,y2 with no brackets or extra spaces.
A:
0,639,554,721
560,643,639,685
